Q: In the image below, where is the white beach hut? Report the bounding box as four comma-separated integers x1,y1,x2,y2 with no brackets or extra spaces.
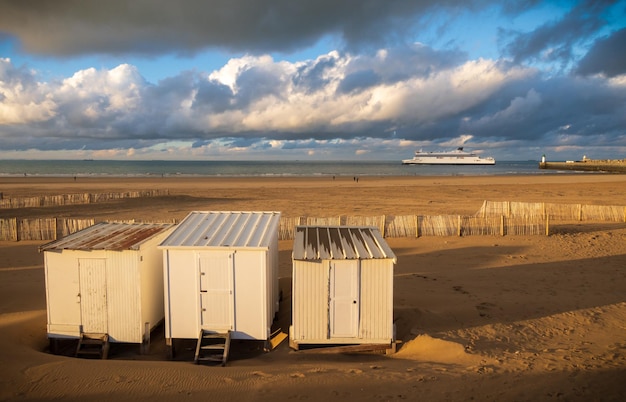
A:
290,226,397,352
40,222,174,357
159,211,281,361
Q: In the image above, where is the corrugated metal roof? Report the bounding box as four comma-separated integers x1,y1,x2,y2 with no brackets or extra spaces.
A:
159,211,281,248
40,222,173,252
292,226,397,262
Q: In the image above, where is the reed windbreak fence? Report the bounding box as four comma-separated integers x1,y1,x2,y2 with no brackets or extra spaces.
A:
0,218,96,241
0,190,169,209
3,214,547,241
0,218,176,241
270,213,547,240
476,201,626,222
2,200,624,241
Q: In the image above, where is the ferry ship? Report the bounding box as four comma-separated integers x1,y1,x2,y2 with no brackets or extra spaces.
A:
402,147,496,165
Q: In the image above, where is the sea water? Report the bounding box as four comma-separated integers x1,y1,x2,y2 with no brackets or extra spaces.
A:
0,159,581,178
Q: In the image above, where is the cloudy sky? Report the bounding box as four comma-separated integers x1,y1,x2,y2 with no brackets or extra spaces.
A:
1,0,625,161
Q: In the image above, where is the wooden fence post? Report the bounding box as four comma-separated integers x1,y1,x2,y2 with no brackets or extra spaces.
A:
415,215,419,238
545,215,550,236
380,215,385,237
11,218,18,241
578,204,582,221
457,215,462,236
500,215,505,236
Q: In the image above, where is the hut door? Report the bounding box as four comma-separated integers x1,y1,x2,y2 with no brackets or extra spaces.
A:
78,258,108,334
199,251,234,331
329,260,360,338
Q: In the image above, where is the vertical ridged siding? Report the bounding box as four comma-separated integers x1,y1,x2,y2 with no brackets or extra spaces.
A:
268,230,279,318
359,259,393,340
292,261,328,341
105,250,141,343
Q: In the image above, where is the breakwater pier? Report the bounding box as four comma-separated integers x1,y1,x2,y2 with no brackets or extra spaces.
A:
539,158,626,172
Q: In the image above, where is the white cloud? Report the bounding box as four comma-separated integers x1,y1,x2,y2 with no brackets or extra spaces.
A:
0,58,56,124
58,64,144,116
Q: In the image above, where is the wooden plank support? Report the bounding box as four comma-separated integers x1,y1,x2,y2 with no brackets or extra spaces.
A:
296,343,393,354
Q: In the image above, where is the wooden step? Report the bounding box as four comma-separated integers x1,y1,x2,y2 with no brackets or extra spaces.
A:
200,344,226,350
194,330,231,366
80,338,105,345
196,355,225,362
201,333,227,339
76,333,110,359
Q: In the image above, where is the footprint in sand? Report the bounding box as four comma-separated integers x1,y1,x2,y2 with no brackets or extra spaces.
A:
476,302,497,317
453,285,469,294
252,371,273,378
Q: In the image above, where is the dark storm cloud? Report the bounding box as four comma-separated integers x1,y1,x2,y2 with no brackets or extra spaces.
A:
576,27,626,77
191,80,234,113
340,44,466,88
321,43,467,95
0,58,37,87
371,62,625,149
377,45,465,81
292,55,338,94
460,75,626,142
500,0,615,66
147,73,196,103
336,70,381,94
230,137,270,148
233,65,286,108
0,0,487,56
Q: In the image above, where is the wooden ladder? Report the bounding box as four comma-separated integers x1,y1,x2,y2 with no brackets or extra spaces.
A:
194,330,231,366
76,333,110,359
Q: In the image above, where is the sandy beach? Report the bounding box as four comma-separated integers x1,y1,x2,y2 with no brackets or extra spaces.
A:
1,174,625,401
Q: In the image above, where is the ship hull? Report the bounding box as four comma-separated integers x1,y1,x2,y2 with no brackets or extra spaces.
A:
402,158,495,165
